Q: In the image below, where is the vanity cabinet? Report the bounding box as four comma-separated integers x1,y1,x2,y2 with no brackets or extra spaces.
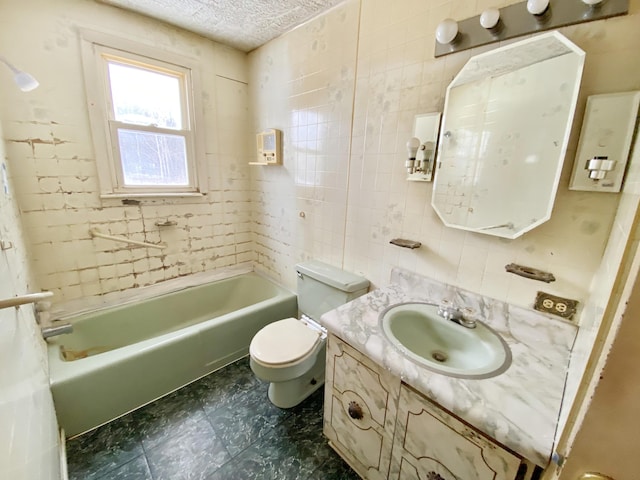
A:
323,335,401,480
388,384,521,480
324,334,530,480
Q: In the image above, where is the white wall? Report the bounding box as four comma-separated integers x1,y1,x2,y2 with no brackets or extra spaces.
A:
0,126,60,479
249,1,361,287
0,0,253,307
249,0,640,312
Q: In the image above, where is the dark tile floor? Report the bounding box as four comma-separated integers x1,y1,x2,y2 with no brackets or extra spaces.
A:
66,357,360,480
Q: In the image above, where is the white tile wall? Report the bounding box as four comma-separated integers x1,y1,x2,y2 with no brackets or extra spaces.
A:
0,0,638,475
0,0,254,307
557,128,640,443
0,129,60,478
248,0,360,290
249,0,640,312
249,0,640,454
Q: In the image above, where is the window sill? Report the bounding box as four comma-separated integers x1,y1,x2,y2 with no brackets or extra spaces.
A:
99,192,206,200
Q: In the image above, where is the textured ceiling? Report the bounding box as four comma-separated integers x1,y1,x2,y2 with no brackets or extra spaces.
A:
100,0,345,52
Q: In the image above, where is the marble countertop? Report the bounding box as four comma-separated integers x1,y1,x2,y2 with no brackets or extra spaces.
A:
319,268,577,466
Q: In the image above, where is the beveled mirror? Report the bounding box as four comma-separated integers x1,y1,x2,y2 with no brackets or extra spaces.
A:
432,32,585,239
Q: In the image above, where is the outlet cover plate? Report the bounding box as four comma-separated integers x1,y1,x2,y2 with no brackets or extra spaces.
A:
534,292,578,320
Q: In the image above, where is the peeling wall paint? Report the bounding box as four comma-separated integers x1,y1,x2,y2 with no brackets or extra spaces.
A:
0,0,253,307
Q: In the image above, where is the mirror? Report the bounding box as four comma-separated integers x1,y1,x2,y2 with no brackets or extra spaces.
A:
407,113,442,182
432,32,585,239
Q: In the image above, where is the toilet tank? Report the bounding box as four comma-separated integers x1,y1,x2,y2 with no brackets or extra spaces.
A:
295,260,369,321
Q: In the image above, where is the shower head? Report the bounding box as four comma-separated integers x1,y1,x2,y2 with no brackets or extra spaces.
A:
0,55,39,92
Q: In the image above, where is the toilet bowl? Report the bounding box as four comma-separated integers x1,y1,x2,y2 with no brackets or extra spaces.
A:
249,316,327,408
249,260,369,408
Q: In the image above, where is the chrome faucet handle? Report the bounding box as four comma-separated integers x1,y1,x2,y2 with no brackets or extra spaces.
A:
458,307,477,329
437,303,461,320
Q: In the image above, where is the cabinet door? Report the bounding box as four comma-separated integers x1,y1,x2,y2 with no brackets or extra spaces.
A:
324,335,400,480
389,384,521,480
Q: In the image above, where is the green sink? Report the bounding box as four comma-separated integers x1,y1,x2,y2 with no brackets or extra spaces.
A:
379,302,511,379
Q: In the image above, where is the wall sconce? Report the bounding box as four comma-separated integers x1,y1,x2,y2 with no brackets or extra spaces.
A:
434,0,628,57
526,0,550,15
0,55,39,92
480,8,501,29
435,18,459,44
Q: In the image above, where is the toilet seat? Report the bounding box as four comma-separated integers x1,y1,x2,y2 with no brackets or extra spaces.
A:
250,318,321,367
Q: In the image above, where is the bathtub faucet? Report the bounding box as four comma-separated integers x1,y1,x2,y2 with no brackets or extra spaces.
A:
42,322,73,339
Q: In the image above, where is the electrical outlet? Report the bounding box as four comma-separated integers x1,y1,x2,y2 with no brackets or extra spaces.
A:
534,292,578,320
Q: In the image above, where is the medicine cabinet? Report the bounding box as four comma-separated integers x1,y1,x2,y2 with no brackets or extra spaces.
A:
432,32,585,239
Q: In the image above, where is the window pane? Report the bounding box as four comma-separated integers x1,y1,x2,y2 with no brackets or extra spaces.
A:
117,129,189,186
108,62,183,129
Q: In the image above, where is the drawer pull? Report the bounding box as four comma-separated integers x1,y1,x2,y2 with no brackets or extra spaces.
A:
348,401,364,420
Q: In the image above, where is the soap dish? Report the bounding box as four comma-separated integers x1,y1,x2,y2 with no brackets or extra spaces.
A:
389,238,421,249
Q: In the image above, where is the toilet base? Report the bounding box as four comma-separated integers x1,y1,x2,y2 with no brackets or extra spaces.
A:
266,356,326,409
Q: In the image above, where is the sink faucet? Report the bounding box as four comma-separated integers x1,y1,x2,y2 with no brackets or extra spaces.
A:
41,322,73,339
437,305,476,329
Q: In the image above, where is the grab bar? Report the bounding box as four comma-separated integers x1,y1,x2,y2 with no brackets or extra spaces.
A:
89,228,166,249
0,291,53,310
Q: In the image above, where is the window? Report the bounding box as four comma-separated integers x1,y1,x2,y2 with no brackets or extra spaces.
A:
81,31,206,197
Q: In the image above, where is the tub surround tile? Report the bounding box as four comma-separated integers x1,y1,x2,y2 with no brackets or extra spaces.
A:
319,267,578,466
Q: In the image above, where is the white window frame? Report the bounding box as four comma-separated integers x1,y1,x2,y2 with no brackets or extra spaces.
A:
80,30,207,198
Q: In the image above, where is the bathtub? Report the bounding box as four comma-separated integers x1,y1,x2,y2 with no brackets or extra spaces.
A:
47,272,297,437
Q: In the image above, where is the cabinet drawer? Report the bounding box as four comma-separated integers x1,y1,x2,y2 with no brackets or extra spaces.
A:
324,335,400,480
390,384,522,480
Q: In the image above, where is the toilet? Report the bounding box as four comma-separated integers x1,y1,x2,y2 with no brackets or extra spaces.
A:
249,260,369,408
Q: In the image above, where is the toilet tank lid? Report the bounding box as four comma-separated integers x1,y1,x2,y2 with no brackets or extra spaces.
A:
296,260,369,293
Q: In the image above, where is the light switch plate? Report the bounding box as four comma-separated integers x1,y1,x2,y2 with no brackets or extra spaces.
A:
569,91,640,192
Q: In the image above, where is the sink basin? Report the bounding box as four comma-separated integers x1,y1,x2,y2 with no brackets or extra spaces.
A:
379,302,511,379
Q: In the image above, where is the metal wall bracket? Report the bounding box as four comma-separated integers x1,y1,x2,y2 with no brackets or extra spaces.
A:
435,0,629,58
505,263,555,283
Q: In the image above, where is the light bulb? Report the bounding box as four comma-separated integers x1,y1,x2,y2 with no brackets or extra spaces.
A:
435,19,459,44
406,137,420,159
405,137,421,174
480,8,500,29
581,0,603,4
527,0,549,15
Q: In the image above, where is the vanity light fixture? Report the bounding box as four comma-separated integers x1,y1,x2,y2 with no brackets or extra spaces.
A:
527,0,550,15
0,55,39,92
435,18,459,44
480,8,501,29
434,0,627,58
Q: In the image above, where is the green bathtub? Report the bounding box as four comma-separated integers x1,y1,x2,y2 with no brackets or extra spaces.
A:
47,272,297,437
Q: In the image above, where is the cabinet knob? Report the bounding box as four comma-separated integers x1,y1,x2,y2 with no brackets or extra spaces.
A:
427,472,446,480
348,401,364,420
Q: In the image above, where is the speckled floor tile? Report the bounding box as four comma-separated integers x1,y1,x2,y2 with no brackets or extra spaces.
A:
132,388,208,450
145,419,229,480
95,455,152,480
204,386,292,456
67,415,143,480
196,357,264,413
66,357,360,480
